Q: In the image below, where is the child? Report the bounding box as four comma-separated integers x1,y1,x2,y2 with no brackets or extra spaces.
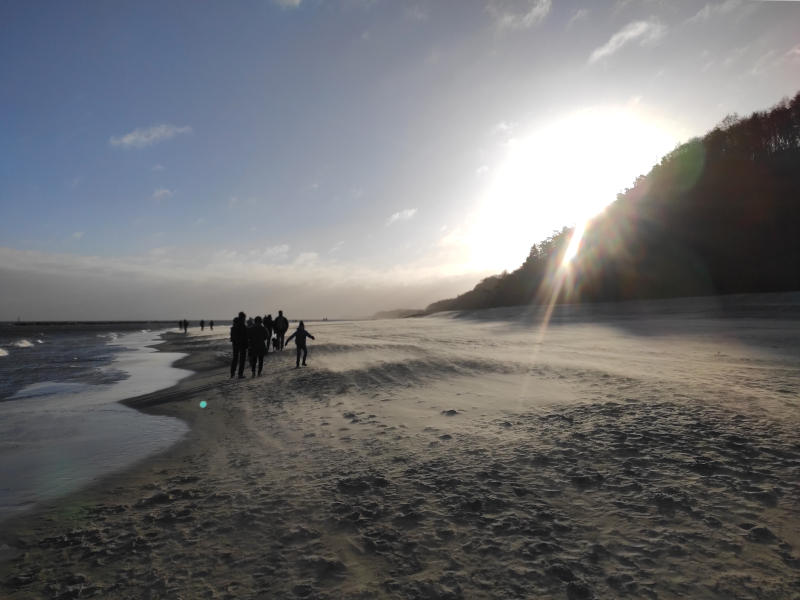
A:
285,321,315,368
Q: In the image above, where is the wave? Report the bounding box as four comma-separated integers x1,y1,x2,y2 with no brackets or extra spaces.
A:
97,332,119,341
0,348,8,357
13,339,34,348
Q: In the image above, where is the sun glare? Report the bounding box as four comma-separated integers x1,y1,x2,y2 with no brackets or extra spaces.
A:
464,105,680,273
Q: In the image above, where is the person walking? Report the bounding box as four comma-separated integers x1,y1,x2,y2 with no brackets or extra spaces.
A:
229,312,248,378
273,310,289,350
285,320,315,368
263,314,274,353
247,316,268,377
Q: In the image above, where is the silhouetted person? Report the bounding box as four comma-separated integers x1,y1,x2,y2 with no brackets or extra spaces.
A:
273,310,289,350
247,316,268,377
285,320,315,368
177,320,182,331
263,314,274,353
229,312,248,378
210,320,214,331
200,319,205,331
183,319,189,333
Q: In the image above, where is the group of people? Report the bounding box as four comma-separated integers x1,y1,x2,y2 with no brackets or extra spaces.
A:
177,319,214,332
229,310,315,378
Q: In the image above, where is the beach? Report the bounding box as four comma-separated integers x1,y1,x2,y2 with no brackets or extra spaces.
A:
1,297,800,599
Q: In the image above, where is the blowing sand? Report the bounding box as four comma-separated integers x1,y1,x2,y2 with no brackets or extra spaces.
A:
1,296,800,599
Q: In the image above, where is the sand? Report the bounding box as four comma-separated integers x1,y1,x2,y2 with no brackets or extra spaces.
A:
1,297,800,599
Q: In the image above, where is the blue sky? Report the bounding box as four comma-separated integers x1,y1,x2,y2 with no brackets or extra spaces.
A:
1,0,799,319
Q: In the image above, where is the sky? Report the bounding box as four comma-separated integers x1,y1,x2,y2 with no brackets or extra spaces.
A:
1,0,798,320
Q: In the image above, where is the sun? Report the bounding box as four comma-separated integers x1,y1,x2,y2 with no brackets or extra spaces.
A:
463,105,681,273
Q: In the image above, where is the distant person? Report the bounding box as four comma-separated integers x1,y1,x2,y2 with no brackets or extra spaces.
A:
210,320,214,331
247,316,268,377
285,320,315,368
273,310,289,350
200,319,205,331
177,320,182,331
229,312,248,378
263,314,274,353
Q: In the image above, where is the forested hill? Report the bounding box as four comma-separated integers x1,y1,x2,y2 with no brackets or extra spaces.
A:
426,91,800,314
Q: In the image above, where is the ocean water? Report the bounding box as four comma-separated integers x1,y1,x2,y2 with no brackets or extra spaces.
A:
0,326,191,522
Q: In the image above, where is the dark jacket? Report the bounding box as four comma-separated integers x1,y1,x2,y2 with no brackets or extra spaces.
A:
263,316,274,335
286,328,314,347
274,315,289,334
247,325,268,355
230,320,248,347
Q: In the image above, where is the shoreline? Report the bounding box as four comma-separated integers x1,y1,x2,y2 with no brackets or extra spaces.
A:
0,332,219,536
2,313,799,599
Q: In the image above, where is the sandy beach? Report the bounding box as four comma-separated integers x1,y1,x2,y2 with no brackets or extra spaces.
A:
2,297,800,599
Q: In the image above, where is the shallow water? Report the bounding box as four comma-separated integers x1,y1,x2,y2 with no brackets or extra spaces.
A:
0,330,190,522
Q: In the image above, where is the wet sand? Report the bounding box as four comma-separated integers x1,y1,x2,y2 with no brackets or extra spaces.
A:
1,301,799,599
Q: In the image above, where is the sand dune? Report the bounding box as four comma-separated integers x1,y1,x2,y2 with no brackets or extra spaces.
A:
1,298,799,598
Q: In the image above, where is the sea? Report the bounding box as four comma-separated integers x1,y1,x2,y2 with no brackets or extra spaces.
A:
0,323,191,522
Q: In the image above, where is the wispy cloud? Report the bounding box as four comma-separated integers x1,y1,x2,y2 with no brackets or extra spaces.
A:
71,231,84,240
687,0,742,24
273,0,301,7
329,241,344,254
152,164,165,172
588,20,667,64
406,5,428,21
567,8,589,28
294,251,319,266
486,0,552,29
263,244,290,259
386,208,418,226
110,124,192,149
750,49,779,75
152,188,174,201
786,44,800,60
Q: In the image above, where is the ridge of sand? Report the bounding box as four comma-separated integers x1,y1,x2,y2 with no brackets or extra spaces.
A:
1,311,799,599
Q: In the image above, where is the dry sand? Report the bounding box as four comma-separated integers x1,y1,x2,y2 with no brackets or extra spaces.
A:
1,296,800,599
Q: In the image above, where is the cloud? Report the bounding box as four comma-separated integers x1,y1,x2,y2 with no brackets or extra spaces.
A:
329,241,344,254
476,165,490,177
588,20,667,64
152,164,165,172
273,0,301,7
152,188,174,201
786,44,800,60
687,0,742,24
486,0,552,29
110,124,192,149
386,208,418,226
262,244,290,259
406,5,428,21
0,245,485,320
71,232,84,240
294,252,319,266
567,8,589,28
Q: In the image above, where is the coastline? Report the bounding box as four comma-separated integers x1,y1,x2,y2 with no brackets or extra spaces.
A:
0,332,221,536
1,311,799,599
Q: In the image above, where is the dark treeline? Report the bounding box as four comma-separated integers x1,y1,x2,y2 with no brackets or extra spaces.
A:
426,90,800,313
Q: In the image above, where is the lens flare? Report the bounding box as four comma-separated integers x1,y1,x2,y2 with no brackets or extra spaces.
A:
199,400,207,409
